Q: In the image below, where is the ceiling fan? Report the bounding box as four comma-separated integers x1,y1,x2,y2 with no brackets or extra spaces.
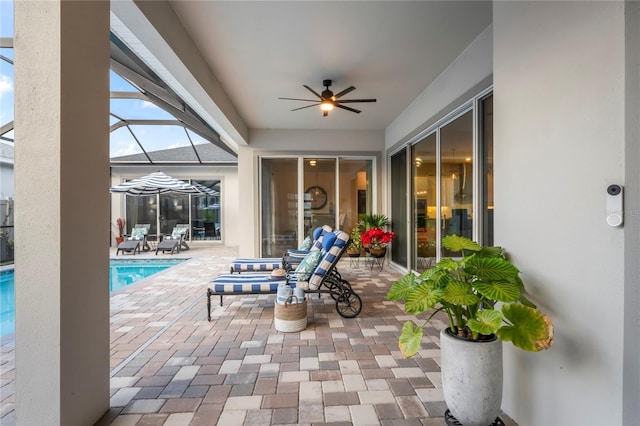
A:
279,79,376,117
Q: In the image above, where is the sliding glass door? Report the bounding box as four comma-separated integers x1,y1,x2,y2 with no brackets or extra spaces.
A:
440,110,473,256
260,156,373,257
390,150,407,267
395,91,493,271
412,133,436,272
261,158,299,257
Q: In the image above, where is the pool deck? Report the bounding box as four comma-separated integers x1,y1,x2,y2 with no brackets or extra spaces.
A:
0,243,516,425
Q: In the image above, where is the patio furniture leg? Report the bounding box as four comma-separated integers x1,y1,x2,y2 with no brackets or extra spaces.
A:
206,288,212,321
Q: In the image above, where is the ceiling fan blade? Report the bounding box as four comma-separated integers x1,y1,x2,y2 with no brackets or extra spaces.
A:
333,86,356,99
337,99,377,103
279,97,320,102
335,104,361,114
291,103,320,111
303,85,323,100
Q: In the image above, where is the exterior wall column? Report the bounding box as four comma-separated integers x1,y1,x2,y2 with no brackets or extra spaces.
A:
14,1,110,425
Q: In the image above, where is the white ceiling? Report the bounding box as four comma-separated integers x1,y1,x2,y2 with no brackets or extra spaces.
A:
169,1,492,131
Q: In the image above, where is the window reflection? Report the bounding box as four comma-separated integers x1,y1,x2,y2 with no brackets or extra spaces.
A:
440,110,473,256
191,180,221,240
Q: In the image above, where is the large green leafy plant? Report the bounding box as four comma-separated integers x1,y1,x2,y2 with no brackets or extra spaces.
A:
387,235,554,358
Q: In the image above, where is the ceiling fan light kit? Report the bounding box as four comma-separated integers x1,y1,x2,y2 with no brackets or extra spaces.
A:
279,79,376,117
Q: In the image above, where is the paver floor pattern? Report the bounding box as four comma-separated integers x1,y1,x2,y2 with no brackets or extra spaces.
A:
0,245,516,425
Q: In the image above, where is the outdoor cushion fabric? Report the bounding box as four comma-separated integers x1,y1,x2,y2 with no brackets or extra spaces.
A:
308,229,349,291
287,225,333,259
130,228,146,239
299,236,312,251
231,258,282,272
211,229,348,294
312,226,324,241
293,250,322,281
171,228,183,238
210,273,309,293
321,232,337,252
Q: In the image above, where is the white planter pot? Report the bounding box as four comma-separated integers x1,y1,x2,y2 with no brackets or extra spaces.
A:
440,328,503,426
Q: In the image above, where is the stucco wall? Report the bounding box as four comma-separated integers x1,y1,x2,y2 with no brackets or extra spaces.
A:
494,2,627,424
385,24,493,149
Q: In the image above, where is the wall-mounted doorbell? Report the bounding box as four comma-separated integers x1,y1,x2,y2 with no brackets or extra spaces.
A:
606,184,624,227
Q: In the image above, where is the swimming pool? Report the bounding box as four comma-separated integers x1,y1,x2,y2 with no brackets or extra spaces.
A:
0,258,186,338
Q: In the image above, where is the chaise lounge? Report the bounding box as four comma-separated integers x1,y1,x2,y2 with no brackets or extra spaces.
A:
229,225,332,273
207,228,362,318
155,226,189,255
116,225,150,255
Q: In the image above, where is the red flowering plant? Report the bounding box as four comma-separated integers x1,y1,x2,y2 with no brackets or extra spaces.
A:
361,227,396,249
115,218,126,237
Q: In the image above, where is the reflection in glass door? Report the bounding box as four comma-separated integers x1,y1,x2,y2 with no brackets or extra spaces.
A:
191,180,221,240
440,110,473,257
390,150,408,267
159,193,189,236
304,158,336,237
261,158,299,256
260,156,373,257
338,159,371,232
126,195,157,236
412,133,436,272
481,95,494,246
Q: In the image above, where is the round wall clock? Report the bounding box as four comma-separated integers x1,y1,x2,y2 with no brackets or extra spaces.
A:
305,186,328,210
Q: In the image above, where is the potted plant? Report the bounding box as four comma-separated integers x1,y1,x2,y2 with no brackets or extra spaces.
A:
387,234,554,426
360,213,390,230
347,225,363,257
114,218,126,245
361,227,396,257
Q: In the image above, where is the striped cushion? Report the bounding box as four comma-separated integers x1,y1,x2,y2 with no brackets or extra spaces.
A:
210,273,309,293
286,249,311,260
308,230,349,291
231,258,282,272
212,228,347,295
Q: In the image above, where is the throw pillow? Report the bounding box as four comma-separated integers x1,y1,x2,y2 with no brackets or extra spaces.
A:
299,236,312,251
312,226,324,241
294,250,322,281
131,228,145,239
321,232,337,253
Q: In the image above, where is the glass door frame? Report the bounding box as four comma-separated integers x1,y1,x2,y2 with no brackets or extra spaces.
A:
388,86,493,271
259,155,377,255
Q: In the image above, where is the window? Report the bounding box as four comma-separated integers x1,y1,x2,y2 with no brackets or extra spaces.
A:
394,90,493,271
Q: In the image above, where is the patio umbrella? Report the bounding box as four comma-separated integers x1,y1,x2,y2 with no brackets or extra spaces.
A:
192,182,220,197
110,171,205,196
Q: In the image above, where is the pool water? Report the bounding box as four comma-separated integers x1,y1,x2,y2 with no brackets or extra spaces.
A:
0,258,185,338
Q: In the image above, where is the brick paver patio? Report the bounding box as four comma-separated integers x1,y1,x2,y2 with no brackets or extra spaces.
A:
0,244,516,425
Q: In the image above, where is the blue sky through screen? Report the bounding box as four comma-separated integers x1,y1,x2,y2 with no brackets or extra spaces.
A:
0,0,212,162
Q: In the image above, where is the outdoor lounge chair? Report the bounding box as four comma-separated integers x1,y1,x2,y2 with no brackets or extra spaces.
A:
207,228,362,318
173,224,190,251
229,225,332,273
132,223,152,251
116,239,141,255
116,226,149,255
155,226,188,255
